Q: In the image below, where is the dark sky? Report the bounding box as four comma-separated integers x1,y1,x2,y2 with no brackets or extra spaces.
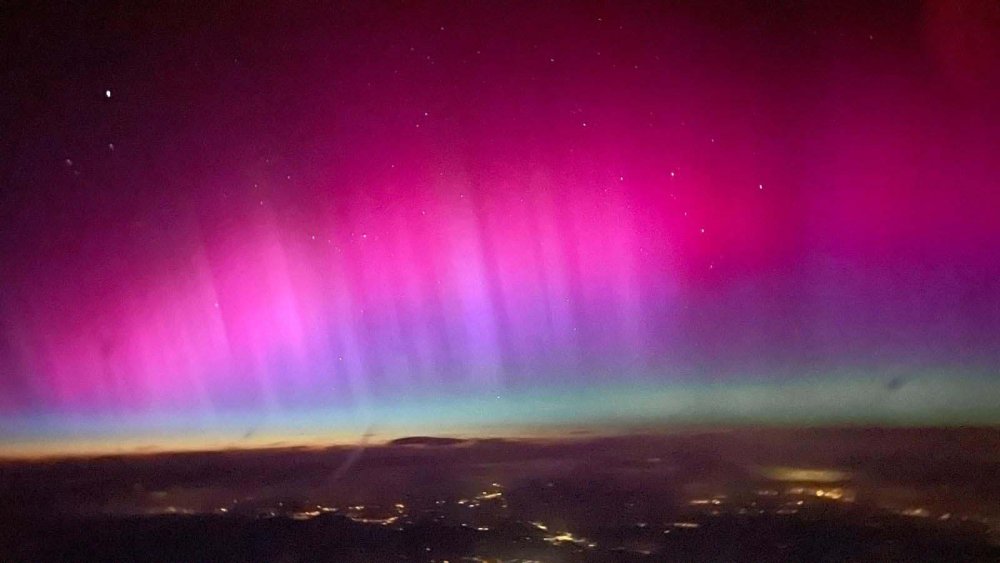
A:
1,1,998,454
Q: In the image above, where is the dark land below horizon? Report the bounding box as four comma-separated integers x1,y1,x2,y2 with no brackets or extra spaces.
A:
2,427,998,561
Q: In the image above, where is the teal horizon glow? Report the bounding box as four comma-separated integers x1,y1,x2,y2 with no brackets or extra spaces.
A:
4,370,997,457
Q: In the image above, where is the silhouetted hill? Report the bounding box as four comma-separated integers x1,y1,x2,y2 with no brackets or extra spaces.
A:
387,436,469,447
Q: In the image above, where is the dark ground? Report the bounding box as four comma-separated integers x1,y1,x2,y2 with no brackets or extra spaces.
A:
2,428,998,562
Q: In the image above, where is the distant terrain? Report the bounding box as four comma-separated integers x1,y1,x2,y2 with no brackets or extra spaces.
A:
1,428,998,561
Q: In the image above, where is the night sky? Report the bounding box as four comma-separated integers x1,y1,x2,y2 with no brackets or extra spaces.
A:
2,1,998,455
